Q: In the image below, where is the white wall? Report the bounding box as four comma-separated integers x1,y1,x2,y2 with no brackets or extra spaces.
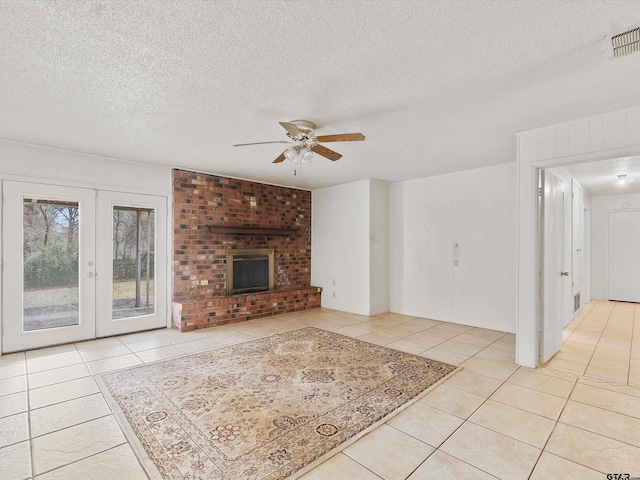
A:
311,179,372,315
591,192,640,300
452,165,517,332
0,139,170,193
369,180,389,315
389,173,454,321
389,163,517,333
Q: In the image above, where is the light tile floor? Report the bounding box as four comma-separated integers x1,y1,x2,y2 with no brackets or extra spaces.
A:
548,299,640,387
1,304,640,479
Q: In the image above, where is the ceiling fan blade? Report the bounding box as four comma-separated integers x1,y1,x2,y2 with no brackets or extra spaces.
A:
233,140,289,147
279,121,301,137
311,144,342,161
273,151,286,163
315,133,365,142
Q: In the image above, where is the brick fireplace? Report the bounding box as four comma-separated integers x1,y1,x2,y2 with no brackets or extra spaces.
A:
172,169,322,331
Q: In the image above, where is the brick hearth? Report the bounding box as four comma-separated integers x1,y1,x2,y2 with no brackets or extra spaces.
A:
172,169,321,331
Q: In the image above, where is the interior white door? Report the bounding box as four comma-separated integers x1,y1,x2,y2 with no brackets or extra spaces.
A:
2,181,97,352
96,190,167,337
608,210,640,303
541,171,566,363
571,180,584,297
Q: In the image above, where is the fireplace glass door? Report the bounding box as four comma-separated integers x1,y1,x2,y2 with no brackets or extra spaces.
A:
227,249,274,295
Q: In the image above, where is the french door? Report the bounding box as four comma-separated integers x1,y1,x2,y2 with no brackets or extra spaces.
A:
2,181,167,352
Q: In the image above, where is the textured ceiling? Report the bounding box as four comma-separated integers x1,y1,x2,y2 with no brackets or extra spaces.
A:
1,1,640,189
567,155,640,197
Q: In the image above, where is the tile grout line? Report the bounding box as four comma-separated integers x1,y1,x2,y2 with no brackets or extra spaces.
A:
586,301,632,384
406,366,522,479
73,444,151,479
30,411,114,441
24,355,35,480
32,438,130,478
340,453,384,480
388,420,499,480
628,304,638,386
525,374,578,479
22,344,89,479
539,416,637,476
565,299,613,378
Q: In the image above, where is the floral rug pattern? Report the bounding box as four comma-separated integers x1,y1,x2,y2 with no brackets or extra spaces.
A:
97,327,457,479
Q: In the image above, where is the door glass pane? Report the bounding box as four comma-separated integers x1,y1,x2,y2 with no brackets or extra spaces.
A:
23,199,80,331
112,207,155,319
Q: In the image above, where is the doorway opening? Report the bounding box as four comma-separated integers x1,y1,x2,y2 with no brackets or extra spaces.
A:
537,155,640,367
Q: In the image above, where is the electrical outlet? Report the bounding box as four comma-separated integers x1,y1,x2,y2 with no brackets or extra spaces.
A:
332,292,336,298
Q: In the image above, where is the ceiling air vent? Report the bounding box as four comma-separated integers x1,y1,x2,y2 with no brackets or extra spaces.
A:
612,27,640,57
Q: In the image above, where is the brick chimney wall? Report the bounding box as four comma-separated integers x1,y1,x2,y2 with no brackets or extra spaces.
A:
172,169,321,330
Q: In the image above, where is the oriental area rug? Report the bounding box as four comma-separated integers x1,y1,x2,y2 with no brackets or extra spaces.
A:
97,327,458,480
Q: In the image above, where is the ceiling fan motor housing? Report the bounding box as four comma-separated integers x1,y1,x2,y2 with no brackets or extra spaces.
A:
287,120,316,141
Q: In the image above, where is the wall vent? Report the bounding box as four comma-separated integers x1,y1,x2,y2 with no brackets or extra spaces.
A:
573,292,581,313
612,27,640,57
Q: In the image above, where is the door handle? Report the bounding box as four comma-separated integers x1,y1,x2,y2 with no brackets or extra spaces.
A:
561,271,569,277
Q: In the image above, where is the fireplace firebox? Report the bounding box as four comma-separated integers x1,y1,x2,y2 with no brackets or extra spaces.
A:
226,249,275,295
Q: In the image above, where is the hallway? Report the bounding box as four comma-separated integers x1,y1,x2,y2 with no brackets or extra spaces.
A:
546,300,640,387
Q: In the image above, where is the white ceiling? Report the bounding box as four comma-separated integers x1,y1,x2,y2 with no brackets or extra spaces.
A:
567,155,640,197
1,1,640,190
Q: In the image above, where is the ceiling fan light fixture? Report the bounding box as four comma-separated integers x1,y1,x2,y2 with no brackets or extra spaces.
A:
284,146,299,164
300,146,313,163
283,145,313,165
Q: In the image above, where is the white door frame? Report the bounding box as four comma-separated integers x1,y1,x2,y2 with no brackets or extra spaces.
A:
1,180,170,353
516,107,640,367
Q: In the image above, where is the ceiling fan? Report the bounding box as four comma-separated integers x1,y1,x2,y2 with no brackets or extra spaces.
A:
233,120,365,164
